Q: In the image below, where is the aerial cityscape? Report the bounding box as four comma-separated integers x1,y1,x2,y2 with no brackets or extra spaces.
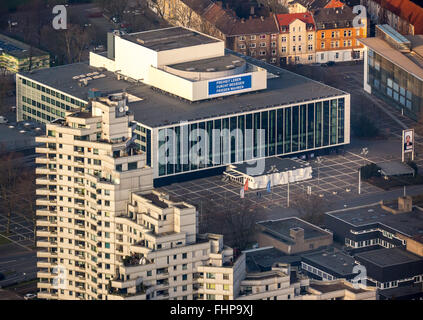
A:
0,0,422,309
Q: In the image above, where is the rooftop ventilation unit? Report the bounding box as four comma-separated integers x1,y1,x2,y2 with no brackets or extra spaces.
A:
206,68,215,72
185,67,196,71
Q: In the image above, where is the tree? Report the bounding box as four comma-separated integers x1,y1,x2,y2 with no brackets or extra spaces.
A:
256,0,289,14
16,169,37,246
0,69,14,115
0,150,24,235
199,197,261,250
96,0,129,22
291,193,328,226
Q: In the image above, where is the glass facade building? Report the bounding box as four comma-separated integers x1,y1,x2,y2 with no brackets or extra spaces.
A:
154,97,347,178
367,49,423,121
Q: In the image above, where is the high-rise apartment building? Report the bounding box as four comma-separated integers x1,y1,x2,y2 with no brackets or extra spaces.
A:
35,94,375,300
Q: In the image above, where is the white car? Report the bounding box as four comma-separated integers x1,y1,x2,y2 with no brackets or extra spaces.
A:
24,293,36,300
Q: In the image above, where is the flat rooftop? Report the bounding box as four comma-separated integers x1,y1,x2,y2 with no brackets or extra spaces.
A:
360,35,423,81
377,161,415,176
257,217,332,245
167,53,246,73
244,247,300,273
0,33,48,59
232,157,310,177
121,27,220,51
326,203,423,237
309,282,367,294
19,50,346,128
301,248,357,277
355,247,423,268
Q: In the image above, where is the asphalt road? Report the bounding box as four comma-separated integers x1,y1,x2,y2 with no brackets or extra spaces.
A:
0,243,36,288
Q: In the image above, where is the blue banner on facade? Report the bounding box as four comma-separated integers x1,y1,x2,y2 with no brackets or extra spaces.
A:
208,75,252,96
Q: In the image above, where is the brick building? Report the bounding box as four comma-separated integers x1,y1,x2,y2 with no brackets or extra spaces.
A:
361,0,423,35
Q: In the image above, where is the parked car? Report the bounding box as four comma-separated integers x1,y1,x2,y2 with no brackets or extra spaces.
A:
0,116,9,124
327,61,336,66
24,293,36,300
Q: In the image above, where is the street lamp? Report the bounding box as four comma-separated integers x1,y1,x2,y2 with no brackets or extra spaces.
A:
361,147,368,166
316,156,323,185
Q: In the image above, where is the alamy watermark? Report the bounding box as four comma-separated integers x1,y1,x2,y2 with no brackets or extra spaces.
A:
52,5,67,30
158,122,266,176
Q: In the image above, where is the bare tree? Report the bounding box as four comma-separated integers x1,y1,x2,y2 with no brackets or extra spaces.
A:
290,193,328,226
256,0,289,14
96,0,129,22
0,150,24,235
199,197,261,250
0,69,14,115
16,169,37,245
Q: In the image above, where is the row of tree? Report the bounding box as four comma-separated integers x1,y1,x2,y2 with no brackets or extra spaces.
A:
0,149,36,245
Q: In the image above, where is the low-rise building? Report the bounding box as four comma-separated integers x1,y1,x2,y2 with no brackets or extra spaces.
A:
324,196,423,254
300,247,358,281
355,247,423,291
288,0,345,14
0,33,49,74
256,217,333,254
360,24,423,121
301,279,377,300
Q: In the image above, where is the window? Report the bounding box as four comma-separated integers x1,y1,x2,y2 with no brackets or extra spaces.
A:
239,44,246,49
282,36,287,42
250,35,256,40
282,46,287,53
308,44,313,51
182,253,187,259
321,32,325,39
260,42,266,47
223,274,229,280
206,283,215,290
260,34,266,39
250,43,256,48
239,36,245,41
223,284,229,291
271,41,276,48
206,273,215,279
321,42,325,49
293,36,296,42
308,34,313,40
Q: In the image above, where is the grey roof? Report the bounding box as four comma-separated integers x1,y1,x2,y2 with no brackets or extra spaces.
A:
121,27,220,51
301,247,357,276
231,157,310,177
244,247,300,273
313,6,356,29
18,51,347,128
326,203,423,237
359,36,423,81
377,161,415,176
167,53,246,73
257,217,332,245
0,33,48,59
355,247,423,267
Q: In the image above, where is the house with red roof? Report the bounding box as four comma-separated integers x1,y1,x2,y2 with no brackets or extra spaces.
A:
362,0,423,35
275,12,317,64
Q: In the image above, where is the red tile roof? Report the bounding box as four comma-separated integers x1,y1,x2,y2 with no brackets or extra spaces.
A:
276,12,316,28
373,0,423,34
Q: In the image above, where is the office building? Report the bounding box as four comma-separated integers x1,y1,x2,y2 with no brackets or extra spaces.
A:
0,33,49,74
360,24,423,121
18,27,350,185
